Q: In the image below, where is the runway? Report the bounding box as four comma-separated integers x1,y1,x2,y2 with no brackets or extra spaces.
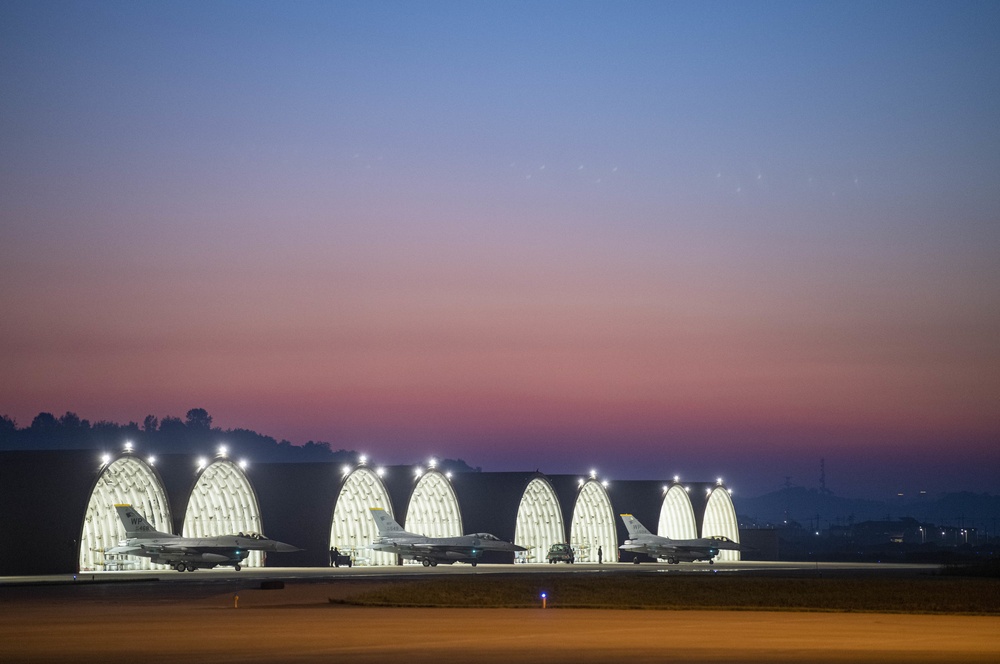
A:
0,559,944,587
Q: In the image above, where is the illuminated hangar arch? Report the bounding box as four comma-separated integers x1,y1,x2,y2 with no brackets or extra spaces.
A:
182,458,264,568
569,479,617,563
514,476,565,563
80,454,171,571
658,483,698,540
405,468,462,539
702,484,741,562
330,466,395,566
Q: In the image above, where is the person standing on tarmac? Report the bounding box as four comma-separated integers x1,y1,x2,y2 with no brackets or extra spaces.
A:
598,545,603,564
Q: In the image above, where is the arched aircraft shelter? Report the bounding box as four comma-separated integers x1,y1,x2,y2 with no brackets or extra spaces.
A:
659,482,698,540
80,454,171,571
329,465,395,565
182,458,264,568
513,476,565,563
405,468,463,539
569,478,617,563
701,484,741,561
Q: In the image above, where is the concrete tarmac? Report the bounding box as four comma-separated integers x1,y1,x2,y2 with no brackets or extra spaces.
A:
2,576,998,663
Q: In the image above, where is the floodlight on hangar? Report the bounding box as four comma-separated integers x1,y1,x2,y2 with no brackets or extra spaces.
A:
513,476,565,564
330,465,395,566
702,484,741,561
183,458,264,568
658,483,698,540
80,454,171,571
569,478,616,564
405,468,462,543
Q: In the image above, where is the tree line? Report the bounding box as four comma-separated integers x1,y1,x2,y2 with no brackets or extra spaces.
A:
0,408,480,472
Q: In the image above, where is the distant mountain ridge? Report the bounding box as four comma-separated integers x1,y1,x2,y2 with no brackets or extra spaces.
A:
738,486,1000,534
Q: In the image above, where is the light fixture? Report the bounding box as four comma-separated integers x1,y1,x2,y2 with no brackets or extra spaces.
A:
376,467,386,477
238,459,248,470
428,458,437,469
445,471,453,480
101,454,111,465
589,469,597,479
341,464,351,475
197,457,207,469
148,455,156,465
218,444,228,457
124,441,133,452
359,454,368,465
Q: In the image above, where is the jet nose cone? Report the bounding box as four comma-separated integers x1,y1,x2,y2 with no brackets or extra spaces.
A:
274,541,301,553
513,544,527,552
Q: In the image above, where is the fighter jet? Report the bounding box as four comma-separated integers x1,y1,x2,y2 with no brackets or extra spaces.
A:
619,513,743,565
106,504,299,572
368,507,525,567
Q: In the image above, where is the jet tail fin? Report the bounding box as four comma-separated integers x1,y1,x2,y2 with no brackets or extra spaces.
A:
620,513,654,539
114,504,171,538
368,507,410,537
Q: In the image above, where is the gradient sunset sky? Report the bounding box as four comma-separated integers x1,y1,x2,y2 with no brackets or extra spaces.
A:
2,1,998,498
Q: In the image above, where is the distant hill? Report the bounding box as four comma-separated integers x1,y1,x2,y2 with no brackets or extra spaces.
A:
738,486,1000,533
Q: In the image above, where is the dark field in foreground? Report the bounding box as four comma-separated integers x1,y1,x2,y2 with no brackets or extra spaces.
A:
340,574,1000,614
2,579,999,664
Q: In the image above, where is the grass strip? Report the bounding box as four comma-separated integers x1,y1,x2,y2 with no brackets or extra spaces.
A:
334,574,1000,614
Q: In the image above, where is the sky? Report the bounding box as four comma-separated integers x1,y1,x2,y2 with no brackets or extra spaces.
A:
2,1,998,499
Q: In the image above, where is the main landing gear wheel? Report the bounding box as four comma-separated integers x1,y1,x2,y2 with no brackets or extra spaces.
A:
175,563,186,572
234,564,241,571
422,559,431,567
471,561,477,567
186,563,197,572
632,558,640,565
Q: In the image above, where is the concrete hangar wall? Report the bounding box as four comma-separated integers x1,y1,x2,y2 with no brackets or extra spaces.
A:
0,449,740,575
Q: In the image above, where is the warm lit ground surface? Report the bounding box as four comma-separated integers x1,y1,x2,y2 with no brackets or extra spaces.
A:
2,583,999,663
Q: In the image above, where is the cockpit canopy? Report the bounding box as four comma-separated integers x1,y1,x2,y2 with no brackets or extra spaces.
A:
237,532,265,540
470,533,501,541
